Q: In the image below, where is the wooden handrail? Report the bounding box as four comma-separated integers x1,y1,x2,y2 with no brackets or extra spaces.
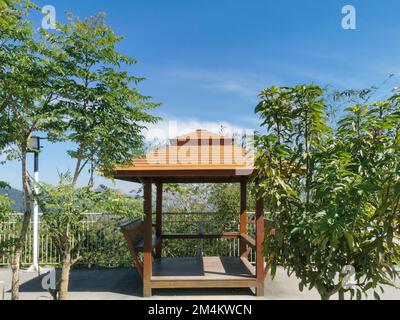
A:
159,211,256,215
118,217,142,229
240,233,256,247
161,232,240,239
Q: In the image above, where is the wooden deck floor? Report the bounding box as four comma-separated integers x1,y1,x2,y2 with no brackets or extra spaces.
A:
151,256,255,281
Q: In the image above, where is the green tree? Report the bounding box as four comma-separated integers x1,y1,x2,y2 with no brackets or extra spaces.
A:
43,13,160,185
335,100,400,298
35,174,100,300
0,193,14,260
208,183,256,214
0,0,64,300
36,175,140,300
32,12,159,299
78,185,142,268
254,85,399,300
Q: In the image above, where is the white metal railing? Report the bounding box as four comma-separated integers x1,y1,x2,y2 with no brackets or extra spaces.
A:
0,212,256,266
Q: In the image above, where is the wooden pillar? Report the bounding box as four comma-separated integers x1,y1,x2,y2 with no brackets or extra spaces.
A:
255,194,265,296
155,182,163,258
143,178,153,297
239,178,247,257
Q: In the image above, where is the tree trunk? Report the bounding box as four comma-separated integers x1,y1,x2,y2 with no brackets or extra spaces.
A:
58,252,71,300
11,149,30,300
320,285,340,300
338,272,345,300
72,147,83,186
338,288,345,300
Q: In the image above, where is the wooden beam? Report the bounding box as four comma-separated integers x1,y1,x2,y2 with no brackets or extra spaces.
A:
239,178,247,257
155,182,163,258
240,257,256,276
142,178,153,297
120,229,143,278
116,169,249,178
161,232,240,239
240,233,256,248
155,176,247,184
255,194,265,297
114,171,256,185
150,278,257,289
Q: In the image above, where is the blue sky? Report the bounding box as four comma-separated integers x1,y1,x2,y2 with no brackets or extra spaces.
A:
1,0,400,192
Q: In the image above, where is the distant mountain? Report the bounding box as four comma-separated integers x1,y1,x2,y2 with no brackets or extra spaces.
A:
0,187,24,212
95,185,140,199
0,186,140,213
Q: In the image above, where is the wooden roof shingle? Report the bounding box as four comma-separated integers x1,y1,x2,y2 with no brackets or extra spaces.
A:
114,129,254,183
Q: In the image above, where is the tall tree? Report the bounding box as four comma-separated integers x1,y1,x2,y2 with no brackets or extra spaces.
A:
35,174,140,300
0,0,31,181
43,13,160,186
255,85,399,300
33,13,159,299
0,0,63,300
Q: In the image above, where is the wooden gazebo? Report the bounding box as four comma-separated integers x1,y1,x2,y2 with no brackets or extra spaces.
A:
114,129,266,297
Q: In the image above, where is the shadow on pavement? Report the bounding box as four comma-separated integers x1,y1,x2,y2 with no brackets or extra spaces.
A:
15,267,255,298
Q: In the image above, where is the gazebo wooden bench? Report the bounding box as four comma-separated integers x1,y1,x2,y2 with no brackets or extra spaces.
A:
114,129,267,297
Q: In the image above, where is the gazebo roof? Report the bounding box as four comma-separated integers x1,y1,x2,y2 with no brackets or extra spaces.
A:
114,129,254,183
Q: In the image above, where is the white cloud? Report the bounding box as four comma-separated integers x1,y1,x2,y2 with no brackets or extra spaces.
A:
165,67,277,101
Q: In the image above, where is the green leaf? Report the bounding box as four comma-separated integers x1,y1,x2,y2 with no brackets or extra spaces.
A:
344,232,354,250
355,182,380,193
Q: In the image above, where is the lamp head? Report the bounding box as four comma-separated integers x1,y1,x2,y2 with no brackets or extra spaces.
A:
27,136,41,153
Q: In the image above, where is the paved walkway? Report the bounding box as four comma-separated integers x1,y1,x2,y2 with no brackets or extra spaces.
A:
0,266,399,300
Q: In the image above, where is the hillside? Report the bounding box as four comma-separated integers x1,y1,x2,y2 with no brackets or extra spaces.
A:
0,187,23,212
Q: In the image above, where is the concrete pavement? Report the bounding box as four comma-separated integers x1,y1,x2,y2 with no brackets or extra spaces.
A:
0,266,398,300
